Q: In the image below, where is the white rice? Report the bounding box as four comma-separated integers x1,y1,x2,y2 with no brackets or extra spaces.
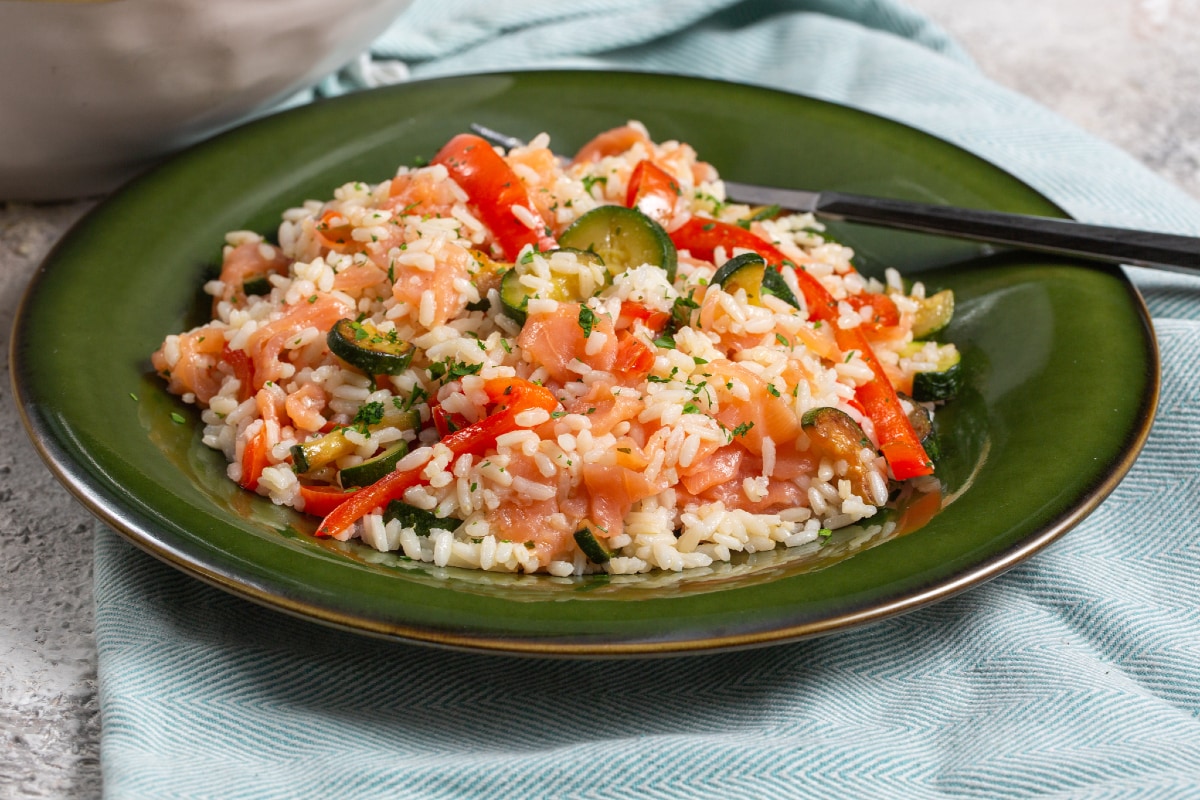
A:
151,123,956,577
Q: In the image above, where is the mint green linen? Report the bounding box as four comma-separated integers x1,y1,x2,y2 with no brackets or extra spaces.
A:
96,2,1200,797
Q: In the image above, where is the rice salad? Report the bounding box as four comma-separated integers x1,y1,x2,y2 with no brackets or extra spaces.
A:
152,123,960,577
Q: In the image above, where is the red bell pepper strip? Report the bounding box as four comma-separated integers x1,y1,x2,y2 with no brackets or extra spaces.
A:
298,484,361,517
845,292,901,332
432,134,557,260
625,159,680,226
239,425,271,492
617,300,671,334
316,376,558,538
430,404,469,438
670,217,933,479
841,330,933,479
670,217,843,318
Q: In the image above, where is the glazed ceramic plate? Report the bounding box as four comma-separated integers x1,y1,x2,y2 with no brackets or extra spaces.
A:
12,71,1158,655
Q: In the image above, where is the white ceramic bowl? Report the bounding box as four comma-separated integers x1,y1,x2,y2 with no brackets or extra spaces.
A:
0,0,413,201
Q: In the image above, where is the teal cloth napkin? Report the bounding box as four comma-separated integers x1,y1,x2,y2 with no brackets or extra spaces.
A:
95,2,1200,797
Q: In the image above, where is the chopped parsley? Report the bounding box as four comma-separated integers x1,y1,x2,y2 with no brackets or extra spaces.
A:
401,385,428,411
694,191,727,214
647,366,680,384
732,421,754,437
735,204,782,229
581,175,608,195
170,412,185,424
428,358,483,382
670,293,700,330
577,305,597,338
352,401,385,433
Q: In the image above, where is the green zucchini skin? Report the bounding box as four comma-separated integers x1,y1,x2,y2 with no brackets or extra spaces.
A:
327,318,416,375
498,268,531,324
712,252,800,308
912,351,963,402
574,526,613,564
291,404,421,475
497,248,604,324
800,406,880,500
800,406,873,450
900,393,940,462
558,205,677,282
382,500,460,536
711,251,760,289
339,440,409,488
912,289,955,338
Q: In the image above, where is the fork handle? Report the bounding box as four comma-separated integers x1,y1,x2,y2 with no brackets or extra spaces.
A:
816,192,1200,273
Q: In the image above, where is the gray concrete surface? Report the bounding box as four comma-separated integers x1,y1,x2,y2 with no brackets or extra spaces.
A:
2,3,1197,796
910,0,1200,199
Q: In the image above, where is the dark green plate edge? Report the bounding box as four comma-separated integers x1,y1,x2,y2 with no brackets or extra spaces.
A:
9,70,1160,656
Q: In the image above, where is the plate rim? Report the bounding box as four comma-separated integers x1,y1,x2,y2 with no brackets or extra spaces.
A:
10,69,1162,656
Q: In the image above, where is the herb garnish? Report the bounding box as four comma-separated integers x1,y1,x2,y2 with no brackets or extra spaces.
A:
732,421,754,437
577,305,597,338
352,401,385,434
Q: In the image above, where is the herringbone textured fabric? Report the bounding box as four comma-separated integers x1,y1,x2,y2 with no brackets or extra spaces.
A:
95,2,1200,797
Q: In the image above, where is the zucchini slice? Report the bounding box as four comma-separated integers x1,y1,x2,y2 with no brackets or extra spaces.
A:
574,524,613,564
558,205,677,281
499,268,533,324
912,349,963,402
468,248,510,302
339,440,409,488
912,289,955,338
291,403,421,474
291,433,346,475
801,406,880,499
498,248,603,324
382,500,460,536
327,318,416,375
900,393,940,462
711,252,800,309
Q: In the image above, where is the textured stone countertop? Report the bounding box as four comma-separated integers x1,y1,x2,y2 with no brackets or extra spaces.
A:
2,2,1197,796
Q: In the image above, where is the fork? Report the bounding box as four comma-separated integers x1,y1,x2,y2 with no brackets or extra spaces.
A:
470,123,1199,274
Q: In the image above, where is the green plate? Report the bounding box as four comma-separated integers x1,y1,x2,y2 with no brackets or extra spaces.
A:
11,71,1158,655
